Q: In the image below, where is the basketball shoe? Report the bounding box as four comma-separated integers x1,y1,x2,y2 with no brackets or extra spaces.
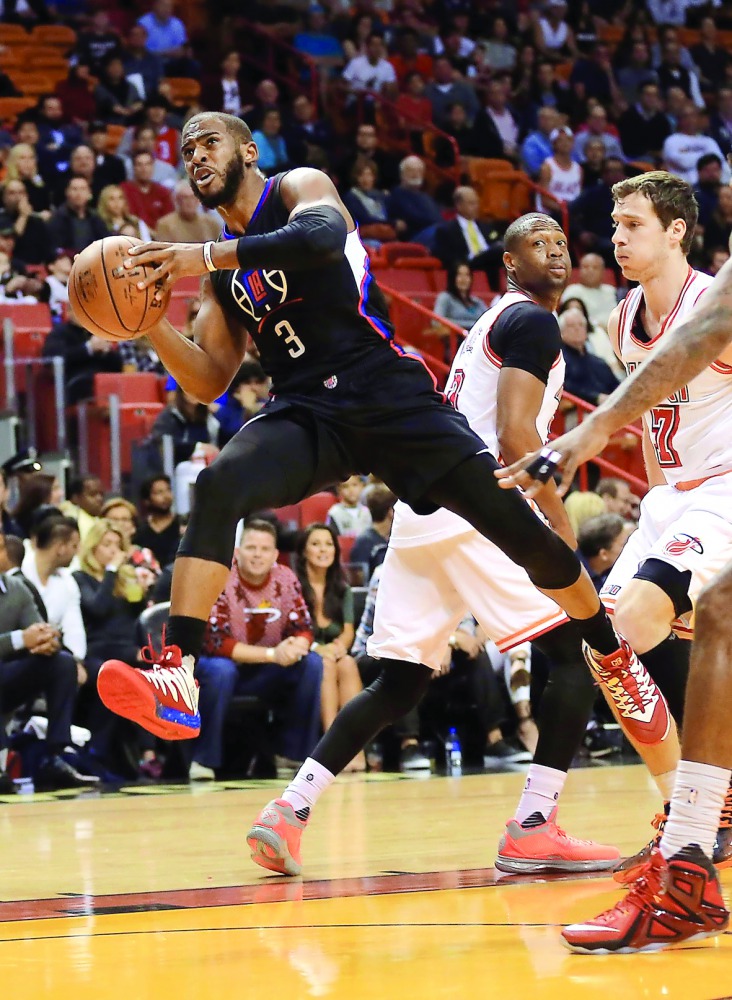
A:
247,799,308,876
613,804,669,885
616,783,732,885
495,807,621,874
563,845,729,954
582,638,671,745
97,636,200,740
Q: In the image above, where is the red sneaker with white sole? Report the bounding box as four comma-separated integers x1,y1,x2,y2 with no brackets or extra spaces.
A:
563,845,729,954
97,636,200,740
582,638,670,745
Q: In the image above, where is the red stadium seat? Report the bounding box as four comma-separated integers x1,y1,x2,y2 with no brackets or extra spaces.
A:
338,535,355,562
94,372,161,404
274,503,301,529
85,402,163,489
383,242,430,264
299,491,336,525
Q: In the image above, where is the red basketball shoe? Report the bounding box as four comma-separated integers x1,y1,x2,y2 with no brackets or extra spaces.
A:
97,637,200,740
563,845,729,954
582,638,671,745
496,807,621,874
247,799,308,876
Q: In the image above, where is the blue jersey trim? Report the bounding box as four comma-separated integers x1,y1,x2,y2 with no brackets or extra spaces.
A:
221,178,274,241
358,256,396,345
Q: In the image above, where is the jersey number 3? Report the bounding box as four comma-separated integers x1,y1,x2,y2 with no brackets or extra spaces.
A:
650,405,681,467
275,319,305,359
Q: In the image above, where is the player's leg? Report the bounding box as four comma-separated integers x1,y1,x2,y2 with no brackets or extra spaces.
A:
436,538,620,873
497,624,621,873
563,567,732,954
97,413,332,739
247,543,462,875
425,451,669,739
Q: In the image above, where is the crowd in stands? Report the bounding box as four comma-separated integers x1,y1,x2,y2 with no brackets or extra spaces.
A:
1,0,717,786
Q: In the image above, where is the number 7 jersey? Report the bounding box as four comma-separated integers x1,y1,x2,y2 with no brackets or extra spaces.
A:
616,266,732,487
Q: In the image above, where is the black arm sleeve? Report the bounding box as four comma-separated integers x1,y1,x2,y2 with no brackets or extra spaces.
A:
235,205,348,272
488,302,562,385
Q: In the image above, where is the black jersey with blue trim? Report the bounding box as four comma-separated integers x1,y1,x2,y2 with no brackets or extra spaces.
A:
209,172,397,393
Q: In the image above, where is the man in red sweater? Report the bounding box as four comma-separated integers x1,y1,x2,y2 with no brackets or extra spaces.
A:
120,149,174,230
190,519,323,779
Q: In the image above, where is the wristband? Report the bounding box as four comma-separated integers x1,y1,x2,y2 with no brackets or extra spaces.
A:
266,647,275,662
202,241,217,273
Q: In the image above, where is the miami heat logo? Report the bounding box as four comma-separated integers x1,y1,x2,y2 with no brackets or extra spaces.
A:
244,602,282,644
230,268,287,322
664,533,704,556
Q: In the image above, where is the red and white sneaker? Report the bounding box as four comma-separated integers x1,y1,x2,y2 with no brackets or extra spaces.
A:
563,845,729,954
613,804,669,885
97,636,200,740
582,638,671,745
495,807,621,874
247,799,308,876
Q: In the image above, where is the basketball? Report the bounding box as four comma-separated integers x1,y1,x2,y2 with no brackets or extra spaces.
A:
69,235,171,341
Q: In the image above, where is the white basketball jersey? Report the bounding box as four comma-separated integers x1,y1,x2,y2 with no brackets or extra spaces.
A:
617,267,732,486
391,292,565,547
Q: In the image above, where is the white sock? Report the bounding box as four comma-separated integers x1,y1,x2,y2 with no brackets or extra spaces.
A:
514,764,567,825
654,768,676,802
660,760,731,860
282,758,335,816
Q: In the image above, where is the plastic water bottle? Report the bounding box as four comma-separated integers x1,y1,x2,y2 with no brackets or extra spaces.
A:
445,727,462,776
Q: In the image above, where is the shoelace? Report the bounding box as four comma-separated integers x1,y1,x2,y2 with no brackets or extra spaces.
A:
140,625,177,667
594,862,662,924
554,824,596,848
600,643,658,717
719,787,732,830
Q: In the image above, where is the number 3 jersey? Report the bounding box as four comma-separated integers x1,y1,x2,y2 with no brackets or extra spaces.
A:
617,266,732,486
209,171,397,393
391,292,565,547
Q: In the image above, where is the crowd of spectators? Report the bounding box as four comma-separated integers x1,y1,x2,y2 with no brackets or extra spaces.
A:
1,0,712,785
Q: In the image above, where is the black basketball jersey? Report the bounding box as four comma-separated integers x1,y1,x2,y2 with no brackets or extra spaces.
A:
210,172,397,392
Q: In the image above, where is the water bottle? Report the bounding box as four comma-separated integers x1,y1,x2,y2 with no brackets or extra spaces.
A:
445,727,462,776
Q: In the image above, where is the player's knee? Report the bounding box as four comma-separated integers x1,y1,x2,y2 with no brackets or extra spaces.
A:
614,571,684,650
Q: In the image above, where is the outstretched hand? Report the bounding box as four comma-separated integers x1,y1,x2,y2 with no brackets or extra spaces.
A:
495,419,612,498
125,241,207,298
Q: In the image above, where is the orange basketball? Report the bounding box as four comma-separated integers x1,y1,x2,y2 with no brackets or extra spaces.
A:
69,235,171,341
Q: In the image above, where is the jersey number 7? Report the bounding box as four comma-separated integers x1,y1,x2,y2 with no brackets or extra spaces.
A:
650,405,681,467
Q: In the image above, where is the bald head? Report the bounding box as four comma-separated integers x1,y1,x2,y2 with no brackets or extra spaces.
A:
400,155,425,188
504,212,563,253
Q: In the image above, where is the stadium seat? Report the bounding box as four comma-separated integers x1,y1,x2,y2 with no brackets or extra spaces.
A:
106,123,127,153
166,295,196,328
9,73,56,97
162,77,201,103
0,24,29,45
299,491,335,525
394,255,441,270
338,534,355,563
30,24,77,49
380,267,432,293
0,302,52,330
94,372,161,404
273,503,301,529
82,401,163,489
383,242,430,264
0,97,36,125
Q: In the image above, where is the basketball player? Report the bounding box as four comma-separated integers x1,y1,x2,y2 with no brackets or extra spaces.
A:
581,174,732,881
498,232,732,955
247,214,621,878
96,113,636,773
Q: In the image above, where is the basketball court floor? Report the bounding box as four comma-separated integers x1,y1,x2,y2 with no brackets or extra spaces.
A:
1,765,731,1000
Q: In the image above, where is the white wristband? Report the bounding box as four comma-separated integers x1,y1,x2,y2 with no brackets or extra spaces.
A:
202,241,217,273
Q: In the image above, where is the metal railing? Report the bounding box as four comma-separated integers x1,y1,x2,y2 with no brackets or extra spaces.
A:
236,20,319,108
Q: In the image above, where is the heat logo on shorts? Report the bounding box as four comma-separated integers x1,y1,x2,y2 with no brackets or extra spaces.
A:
664,533,704,556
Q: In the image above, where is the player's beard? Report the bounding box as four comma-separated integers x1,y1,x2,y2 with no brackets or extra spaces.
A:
189,148,245,209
